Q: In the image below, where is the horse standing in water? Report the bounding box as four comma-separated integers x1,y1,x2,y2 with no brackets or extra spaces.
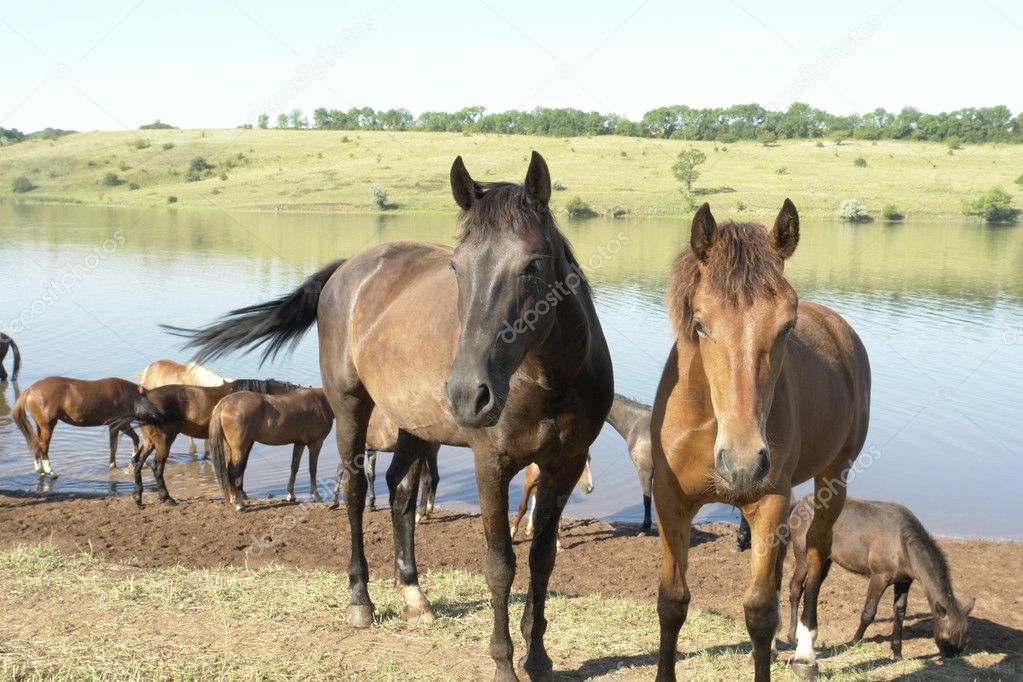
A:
11,376,146,475
138,359,232,456
0,333,21,381
604,394,655,535
651,201,871,681
173,152,613,681
208,387,334,509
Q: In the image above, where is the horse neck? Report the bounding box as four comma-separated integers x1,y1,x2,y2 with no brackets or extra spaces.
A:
906,532,957,611
606,398,647,441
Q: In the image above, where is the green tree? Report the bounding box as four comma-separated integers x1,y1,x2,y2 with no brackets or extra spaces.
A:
257,113,269,129
287,108,308,129
671,147,707,194
275,113,289,129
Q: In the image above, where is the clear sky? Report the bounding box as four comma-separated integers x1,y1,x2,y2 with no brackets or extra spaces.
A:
2,0,1021,132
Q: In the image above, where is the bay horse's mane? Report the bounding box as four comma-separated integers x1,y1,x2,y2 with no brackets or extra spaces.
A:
457,181,590,296
227,378,302,394
668,220,787,338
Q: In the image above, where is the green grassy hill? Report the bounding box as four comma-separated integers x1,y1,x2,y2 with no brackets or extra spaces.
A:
1,128,1021,219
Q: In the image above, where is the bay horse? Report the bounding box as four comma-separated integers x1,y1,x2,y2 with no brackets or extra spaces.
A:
138,359,232,456
651,200,871,681
604,393,655,535
11,376,148,475
208,387,334,510
510,455,593,551
787,496,974,659
330,408,441,523
171,152,613,681
0,333,21,381
124,378,300,506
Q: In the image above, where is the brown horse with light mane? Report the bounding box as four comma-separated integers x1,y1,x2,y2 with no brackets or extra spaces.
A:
208,387,334,510
651,200,871,682
138,359,231,456
171,152,613,681
11,376,149,475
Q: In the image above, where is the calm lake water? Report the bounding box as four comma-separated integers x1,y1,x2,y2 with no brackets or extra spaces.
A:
1,203,1021,539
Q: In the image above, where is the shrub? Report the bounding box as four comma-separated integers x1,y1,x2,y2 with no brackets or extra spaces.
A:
814,140,824,148
962,187,1020,223
139,120,175,129
132,139,150,149
853,157,867,167
128,182,140,191
11,176,35,193
775,166,788,175
185,156,215,182
552,179,565,191
717,133,739,144
946,136,963,151
101,172,122,187
838,199,872,223
734,200,747,212
161,142,175,150
882,204,904,221
118,161,130,171
1015,173,1023,187
167,195,178,204
565,196,596,219
756,130,777,146
370,185,389,209
219,172,228,181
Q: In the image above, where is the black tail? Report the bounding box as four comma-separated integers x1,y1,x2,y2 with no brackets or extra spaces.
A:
132,392,170,425
163,259,346,365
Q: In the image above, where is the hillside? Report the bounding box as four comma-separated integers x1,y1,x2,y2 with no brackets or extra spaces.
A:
1,129,1022,219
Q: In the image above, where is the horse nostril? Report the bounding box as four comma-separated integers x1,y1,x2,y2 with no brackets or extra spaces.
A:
472,383,492,416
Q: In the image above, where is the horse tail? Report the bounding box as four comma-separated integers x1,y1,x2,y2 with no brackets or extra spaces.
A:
207,402,235,504
11,391,40,458
132,391,170,425
163,259,347,365
8,337,20,381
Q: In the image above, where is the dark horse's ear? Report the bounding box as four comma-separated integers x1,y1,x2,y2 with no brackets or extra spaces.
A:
772,198,800,260
962,598,975,616
690,202,717,262
935,601,948,617
450,156,481,211
524,151,551,206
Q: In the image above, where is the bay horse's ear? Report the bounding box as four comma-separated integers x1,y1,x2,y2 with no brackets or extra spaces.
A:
524,151,551,206
772,198,800,260
690,202,717,262
450,156,481,210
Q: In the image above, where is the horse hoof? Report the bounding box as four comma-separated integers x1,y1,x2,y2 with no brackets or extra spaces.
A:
286,494,296,503
162,498,178,506
134,498,143,508
328,501,340,510
108,462,117,470
414,513,423,525
401,606,436,624
312,493,323,502
791,661,819,681
346,604,375,629
516,655,553,681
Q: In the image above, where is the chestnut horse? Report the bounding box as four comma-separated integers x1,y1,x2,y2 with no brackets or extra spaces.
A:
329,408,441,523
172,152,613,681
124,378,300,506
510,455,593,551
208,387,334,510
11,376,149,475
138,359,232,456
651,201,871,681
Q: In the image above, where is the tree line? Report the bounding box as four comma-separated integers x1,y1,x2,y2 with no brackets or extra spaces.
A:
250,103,1023,144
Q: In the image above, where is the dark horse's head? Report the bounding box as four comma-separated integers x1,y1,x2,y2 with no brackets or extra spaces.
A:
669,200,801,495
444,151,575,428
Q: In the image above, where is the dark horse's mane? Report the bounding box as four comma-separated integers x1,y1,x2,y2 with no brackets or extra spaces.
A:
457,181,591,296
901,514,956,600
227,378,302,394
668,221,787,338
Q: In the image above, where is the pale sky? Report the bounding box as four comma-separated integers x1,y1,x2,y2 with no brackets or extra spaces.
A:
2,0,1021,132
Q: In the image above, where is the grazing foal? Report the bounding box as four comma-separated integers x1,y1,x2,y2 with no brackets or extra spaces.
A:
651,201,871,681
604,393,655,535
787,496,974,658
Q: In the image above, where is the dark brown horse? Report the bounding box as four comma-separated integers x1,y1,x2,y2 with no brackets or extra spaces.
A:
172,152,613,681
651,201,871,681
11,376,147,475
0,333,20,381
208,387,334,510
125,378,300,506
787,496,974,659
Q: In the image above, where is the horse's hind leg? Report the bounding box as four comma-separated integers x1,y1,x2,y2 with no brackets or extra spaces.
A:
788,536,809,644
891,579,911,658
853,573,890,644
37,420,57,477
187,436,197,456
365,450,377,511
415,447,439,525
152,434,178,505
108,425,121,469
387,431,435,622
793,472,848,680
132,441,155,507
287,443,303,503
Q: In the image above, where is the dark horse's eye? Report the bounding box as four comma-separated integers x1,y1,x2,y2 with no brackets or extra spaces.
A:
448,260,457,272
522,259,543,277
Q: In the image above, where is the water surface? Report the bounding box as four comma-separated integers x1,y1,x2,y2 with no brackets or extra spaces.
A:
1,204,1020,539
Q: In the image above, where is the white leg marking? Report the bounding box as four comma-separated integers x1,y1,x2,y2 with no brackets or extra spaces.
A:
794,622,817,663
41,459,53,475
526,492,536,536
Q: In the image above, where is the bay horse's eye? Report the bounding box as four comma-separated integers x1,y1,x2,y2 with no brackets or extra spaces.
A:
693,319,708,338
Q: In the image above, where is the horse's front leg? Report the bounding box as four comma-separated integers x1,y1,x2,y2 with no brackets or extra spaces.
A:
153,436,177,505
108,424,119,469
475,452,518,682
132,440,155,507
517,451,586,679
286,443,303,503
386,431,434,622
307,438,324,501
742,493,792,682
793,473,848,680
653,487,699,682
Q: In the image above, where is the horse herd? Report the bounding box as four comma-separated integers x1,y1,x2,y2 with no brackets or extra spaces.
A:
4,152,975,681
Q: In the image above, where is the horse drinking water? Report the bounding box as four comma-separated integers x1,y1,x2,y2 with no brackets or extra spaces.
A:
650,201,871,681
171,152,614,681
